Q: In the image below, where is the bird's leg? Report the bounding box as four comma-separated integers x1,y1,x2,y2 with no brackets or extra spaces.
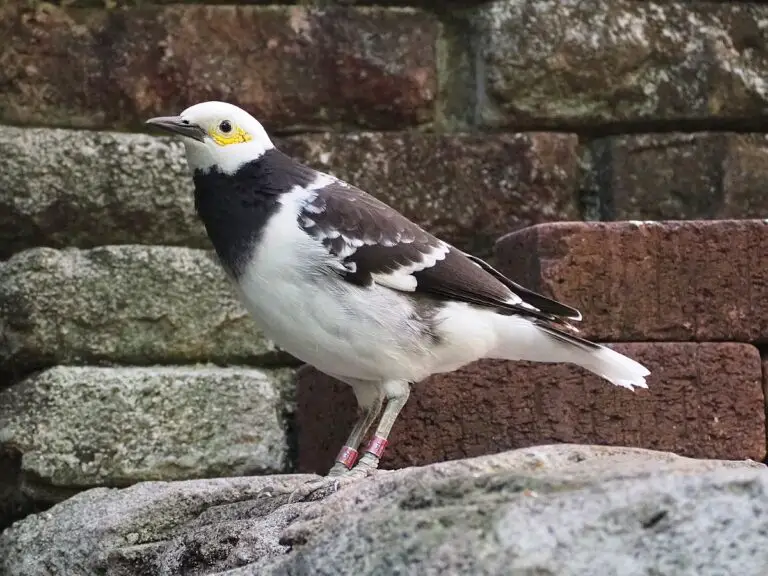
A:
287,380,382,503
326,394,383,477
344,380,411,478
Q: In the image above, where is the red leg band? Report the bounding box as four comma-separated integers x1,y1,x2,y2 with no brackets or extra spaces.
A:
335,446,359,469
364,436,388,459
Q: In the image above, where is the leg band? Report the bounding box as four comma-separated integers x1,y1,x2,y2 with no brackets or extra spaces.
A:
335,446,359,469
364,435,388,459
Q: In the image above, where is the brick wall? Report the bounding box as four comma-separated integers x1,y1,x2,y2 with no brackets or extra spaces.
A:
2,0,768,525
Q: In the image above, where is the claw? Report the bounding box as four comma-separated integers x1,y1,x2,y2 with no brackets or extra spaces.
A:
285,454,382,503
345,452,380,478
287,476,347,503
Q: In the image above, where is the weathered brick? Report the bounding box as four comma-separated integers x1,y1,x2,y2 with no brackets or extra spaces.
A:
496,220,768,342
282,131,579,256
584,133,768,221
0,126,578,259
0,126,203,259
44,0,483,6
0,365,296,529
296,343,765,474
447,0,768,131
0,365,297,484
0,4,436,131
762,355,768,461
34,0,480,6
0,246,281,375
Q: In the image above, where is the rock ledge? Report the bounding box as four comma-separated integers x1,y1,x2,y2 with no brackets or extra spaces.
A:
1,444,765,576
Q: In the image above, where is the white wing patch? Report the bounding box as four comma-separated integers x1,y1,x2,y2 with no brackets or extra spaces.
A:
509,298,540,312
336,241,358,260
342,234,366,248
371,242,450,293
294,174,550,314
298,173,422,264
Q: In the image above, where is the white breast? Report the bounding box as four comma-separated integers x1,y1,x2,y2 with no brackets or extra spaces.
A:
231,189,435,382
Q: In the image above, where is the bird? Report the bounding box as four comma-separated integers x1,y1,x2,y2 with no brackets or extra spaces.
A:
146,101,650,495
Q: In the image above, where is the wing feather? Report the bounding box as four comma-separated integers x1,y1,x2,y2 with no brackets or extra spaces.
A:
463,253,582,321
297,177,582,325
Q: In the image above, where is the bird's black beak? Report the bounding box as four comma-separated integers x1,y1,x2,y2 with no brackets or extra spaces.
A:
145,116,207,143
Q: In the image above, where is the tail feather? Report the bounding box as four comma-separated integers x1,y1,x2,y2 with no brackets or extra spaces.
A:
577,343,649,390
491,316,650,390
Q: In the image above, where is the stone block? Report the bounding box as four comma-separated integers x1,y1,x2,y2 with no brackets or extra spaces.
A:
584,133,768,221
0,246,280,374
0,126,203,259
451,0,768,131
0,126,578,258
0,4,436,131
282,131,579,256
296,343,765,473
38,0,481,6
0,365,296,528
496,220,768,342
1,445,764,576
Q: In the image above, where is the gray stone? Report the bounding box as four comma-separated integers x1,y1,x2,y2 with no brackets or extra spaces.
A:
0,246,282,373
0,473,313,576
452,0,768,131
0,364,294,492
0,365,296,531
0,445,765,576
0,125,204,259
0,126,579,258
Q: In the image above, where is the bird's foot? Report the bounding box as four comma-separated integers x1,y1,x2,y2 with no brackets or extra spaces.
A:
340,452,380,479
286,476,349,504
286,453,382,503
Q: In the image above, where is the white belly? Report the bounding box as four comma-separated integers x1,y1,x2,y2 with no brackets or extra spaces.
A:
230,198,433,382
234,265,432,382
230,190,498,383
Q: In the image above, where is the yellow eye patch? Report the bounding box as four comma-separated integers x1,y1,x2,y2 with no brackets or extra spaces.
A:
209,125,252,146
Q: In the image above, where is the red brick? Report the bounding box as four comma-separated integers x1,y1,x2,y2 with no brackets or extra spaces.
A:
584,133,768,221
280,132,579,257
495,220,768,342
296,343,765,474
45,1,485,6
0,4,436,131
762,356,768,462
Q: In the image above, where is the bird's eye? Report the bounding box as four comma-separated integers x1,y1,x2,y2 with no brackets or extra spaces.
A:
219,120,232,134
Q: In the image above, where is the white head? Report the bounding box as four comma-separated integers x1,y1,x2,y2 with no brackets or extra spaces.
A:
146,101,274,175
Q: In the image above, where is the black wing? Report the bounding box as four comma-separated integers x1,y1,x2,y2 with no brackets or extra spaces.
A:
298,177,582,324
